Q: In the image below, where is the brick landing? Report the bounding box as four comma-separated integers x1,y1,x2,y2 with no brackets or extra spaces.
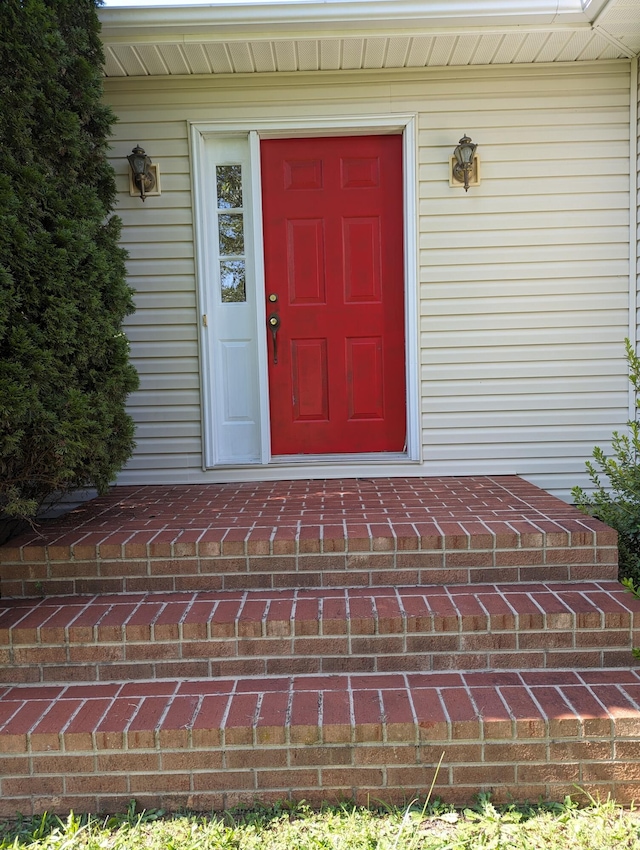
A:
0,476,618,597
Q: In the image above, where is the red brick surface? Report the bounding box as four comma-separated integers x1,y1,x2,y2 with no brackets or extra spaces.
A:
0,476,635,814
1,581,637,681
0,477,617,596
1,670,640,814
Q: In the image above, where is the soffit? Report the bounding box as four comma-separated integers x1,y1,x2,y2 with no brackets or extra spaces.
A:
98,0,640,77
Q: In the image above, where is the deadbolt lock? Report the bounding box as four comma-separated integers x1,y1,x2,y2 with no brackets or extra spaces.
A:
268,293,278,302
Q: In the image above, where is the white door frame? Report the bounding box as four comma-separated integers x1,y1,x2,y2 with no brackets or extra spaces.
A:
191,114,420,468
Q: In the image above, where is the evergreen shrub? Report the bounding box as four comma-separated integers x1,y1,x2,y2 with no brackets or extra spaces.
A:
0,0,138,527
572,339,640,585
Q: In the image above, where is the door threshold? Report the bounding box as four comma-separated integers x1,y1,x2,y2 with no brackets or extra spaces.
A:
270,452,412,465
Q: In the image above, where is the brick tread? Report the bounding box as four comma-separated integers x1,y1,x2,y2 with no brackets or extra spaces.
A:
0,477,617,597
2,669,640,749
1,582,638,681
3,670,640,813
5,670,640,817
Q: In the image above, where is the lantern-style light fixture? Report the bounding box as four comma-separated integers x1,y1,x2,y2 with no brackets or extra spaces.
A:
451,135,479,192
127,145,158,201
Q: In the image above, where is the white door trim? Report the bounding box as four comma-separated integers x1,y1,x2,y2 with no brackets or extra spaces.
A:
191,113,421,467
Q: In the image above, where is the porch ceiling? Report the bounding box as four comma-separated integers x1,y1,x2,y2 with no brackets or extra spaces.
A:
99,0,640,78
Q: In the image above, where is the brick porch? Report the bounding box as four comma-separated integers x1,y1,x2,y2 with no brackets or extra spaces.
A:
1,476,640,814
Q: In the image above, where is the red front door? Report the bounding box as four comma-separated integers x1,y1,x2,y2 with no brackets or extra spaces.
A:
261,135,405,455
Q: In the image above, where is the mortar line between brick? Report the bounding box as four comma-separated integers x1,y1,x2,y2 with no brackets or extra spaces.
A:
347,677,356,745
376,688,387,744
513,675,546,729
284,686,294,746
393,587,406,636
443,586,463,634
547,586,575,618
495,586,518,624
253,692,264,748
613,682,640,713
65,596,99,641
89,696,117,752
504,521,524,549
318,690,324,743
475,592,492,625
290,592,299,637
0,699,27,742
401,673,419,747
234,592,250,639
484,476,563,523
434,688,452,741
261,599,271,637
494,686,517,739
59,698,89,753
178,593,198,629
219,681,238,737
463,681,483,739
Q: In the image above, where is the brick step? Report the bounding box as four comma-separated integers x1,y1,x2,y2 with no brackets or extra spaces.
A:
2,669,640,815
2,582,638,683
0,478,618,597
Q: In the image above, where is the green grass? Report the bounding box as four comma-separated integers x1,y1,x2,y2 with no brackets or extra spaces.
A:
2,796,640,850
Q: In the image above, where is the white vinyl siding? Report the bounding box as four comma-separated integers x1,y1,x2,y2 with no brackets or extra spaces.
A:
104,61,632,498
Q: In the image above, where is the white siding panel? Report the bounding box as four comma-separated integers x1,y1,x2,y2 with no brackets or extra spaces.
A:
128,405,200,423
104,62,632,497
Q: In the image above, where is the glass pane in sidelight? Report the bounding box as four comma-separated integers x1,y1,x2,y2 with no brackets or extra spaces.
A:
216,165,243,209
220,259,246,303
218,213,244,256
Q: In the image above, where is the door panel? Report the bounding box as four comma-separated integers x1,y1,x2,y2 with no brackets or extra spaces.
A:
261,135,405,455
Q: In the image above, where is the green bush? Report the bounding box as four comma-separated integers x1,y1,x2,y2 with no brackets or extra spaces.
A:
572,339,640,584
0,0,138,523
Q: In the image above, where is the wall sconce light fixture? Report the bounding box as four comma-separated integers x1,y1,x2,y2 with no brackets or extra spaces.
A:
450,134,480,191
127,145,161,201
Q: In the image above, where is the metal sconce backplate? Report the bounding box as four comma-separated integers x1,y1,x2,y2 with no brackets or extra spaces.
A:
449,155,480,188
129,162,161,198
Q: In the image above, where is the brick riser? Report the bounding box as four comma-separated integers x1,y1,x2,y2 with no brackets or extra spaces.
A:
0,538,618,598
1,582,639,684
2,670,640,816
